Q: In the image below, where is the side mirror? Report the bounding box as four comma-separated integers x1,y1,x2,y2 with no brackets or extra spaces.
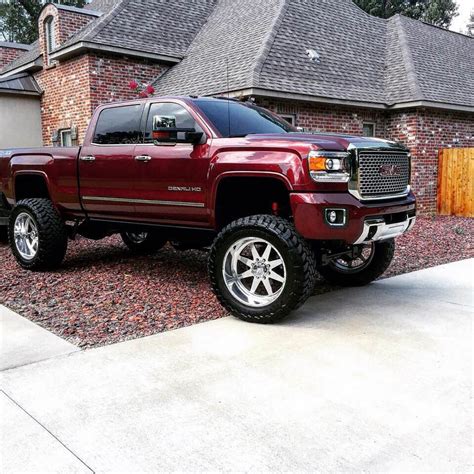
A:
152,115,203,145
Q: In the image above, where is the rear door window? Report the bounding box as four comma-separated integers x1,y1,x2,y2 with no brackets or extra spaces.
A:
93,104,144,145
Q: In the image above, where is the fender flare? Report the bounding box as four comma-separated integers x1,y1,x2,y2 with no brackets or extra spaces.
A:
210,171,293,225
12,170,52,204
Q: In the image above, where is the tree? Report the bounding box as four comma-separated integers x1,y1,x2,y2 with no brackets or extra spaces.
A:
0,1,87,44
467,10,474,36
353,0,459,28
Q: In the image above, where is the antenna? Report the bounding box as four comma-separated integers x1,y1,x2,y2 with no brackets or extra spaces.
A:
226,58,231,137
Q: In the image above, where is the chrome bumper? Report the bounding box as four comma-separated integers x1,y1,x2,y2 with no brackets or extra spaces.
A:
354,216,416,245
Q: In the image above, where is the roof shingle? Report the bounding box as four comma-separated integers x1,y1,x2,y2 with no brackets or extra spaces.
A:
155,0,474,109
2,0,472,110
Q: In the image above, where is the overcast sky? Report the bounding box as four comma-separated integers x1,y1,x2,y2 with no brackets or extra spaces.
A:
450,0,473,33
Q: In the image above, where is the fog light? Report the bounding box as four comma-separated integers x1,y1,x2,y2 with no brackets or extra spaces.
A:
325,208,347,227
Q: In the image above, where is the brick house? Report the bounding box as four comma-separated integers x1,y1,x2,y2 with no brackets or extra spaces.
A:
0,0,473,214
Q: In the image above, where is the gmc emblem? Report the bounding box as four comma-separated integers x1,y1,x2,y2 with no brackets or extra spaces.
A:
379,164,402,177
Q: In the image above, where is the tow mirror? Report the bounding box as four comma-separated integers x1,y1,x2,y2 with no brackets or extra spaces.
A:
152,115,203,145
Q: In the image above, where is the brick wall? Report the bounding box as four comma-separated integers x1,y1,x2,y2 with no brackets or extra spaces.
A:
258,98,387,137
385,109,474,214
0,46,28,70
38,4,96,67
35,55,92,145
35,53,167,145
88,54,168,111
258,98,474,214
56,9,95,45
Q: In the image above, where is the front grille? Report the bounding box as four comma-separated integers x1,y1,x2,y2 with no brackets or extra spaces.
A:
358,152,410,199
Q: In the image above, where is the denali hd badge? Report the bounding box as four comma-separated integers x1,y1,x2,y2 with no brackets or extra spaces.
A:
379,164,401,177
168,186,202,192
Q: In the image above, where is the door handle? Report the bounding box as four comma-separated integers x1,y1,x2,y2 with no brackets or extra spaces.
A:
80,155,96,162
135,155,152,162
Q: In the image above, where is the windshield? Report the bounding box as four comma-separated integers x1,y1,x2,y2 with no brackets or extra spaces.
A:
194,99,297,138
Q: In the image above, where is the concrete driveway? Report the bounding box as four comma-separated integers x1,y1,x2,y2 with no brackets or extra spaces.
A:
1,259,472,472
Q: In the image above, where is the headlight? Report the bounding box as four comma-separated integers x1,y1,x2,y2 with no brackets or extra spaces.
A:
308,151,350,183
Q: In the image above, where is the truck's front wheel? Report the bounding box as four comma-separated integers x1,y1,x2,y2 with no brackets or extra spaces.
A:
318,240,395,286
9,199,68,270
209,215,316,323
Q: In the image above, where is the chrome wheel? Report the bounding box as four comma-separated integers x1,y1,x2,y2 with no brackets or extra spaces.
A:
124,232,148,244
330,243,375,273
13,212,39,261
222,237,287,308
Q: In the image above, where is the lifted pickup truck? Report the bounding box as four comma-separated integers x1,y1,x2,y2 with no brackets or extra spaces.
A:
0,97,416,322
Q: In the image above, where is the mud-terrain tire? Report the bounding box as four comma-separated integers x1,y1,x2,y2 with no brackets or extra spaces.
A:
209,215,316,323
9,198,68,270
120,231,167,254
318,239,395,287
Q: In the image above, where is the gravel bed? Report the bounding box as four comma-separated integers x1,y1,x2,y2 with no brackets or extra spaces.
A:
0,216,472,348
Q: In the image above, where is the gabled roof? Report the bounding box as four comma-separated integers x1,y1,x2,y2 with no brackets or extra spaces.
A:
0,41,32,51
1,0,472,111
0,0,116,75
155,0,474,111
0,41,42,76
0,72,42,95
53,0,217,61
392,14,474,109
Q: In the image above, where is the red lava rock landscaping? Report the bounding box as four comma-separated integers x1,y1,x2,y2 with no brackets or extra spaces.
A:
0,216,472,348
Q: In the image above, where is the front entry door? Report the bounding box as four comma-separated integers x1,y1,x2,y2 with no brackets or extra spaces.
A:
79,103,144,220
132,101,210,226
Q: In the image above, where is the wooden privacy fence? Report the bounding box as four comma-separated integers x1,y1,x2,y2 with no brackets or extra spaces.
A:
437,148,474,217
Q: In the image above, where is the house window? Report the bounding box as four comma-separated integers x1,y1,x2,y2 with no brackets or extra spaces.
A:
280,114,296,126
44,16,55,65
60,129,72,147
362,122,375,137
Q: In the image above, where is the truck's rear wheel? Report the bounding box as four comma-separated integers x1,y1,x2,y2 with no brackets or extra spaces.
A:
209,215,316,323
120,231,167,254
318,240,395,286
9,199,68,270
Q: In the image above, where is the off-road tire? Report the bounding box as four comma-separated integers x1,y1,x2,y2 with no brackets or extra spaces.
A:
209,215,317,323
120,231,167,254
318,239,395,287
9,198,68,270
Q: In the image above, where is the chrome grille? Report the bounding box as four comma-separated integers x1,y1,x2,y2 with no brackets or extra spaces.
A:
358,152,410,199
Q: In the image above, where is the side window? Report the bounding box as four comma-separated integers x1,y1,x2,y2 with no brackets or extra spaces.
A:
362,123,375,137
44,16,55,66
93,104,143,145
144,102,197,143
280,114,296,126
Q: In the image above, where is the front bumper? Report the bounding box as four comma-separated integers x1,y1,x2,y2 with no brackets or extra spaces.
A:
354,215,416,244
290,191,416,244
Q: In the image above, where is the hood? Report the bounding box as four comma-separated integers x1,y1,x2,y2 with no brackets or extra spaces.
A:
244,133,408,153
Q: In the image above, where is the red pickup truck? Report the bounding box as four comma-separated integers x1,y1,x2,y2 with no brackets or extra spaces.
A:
0,97,416,322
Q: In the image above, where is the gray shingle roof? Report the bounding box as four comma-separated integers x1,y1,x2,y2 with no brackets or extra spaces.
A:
155,0,288,96
0,41,42,75
396,15,474,108
0,41,32,51
155,0,474,110
57,0,217,59
87,0,123,14
2,0,472,110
